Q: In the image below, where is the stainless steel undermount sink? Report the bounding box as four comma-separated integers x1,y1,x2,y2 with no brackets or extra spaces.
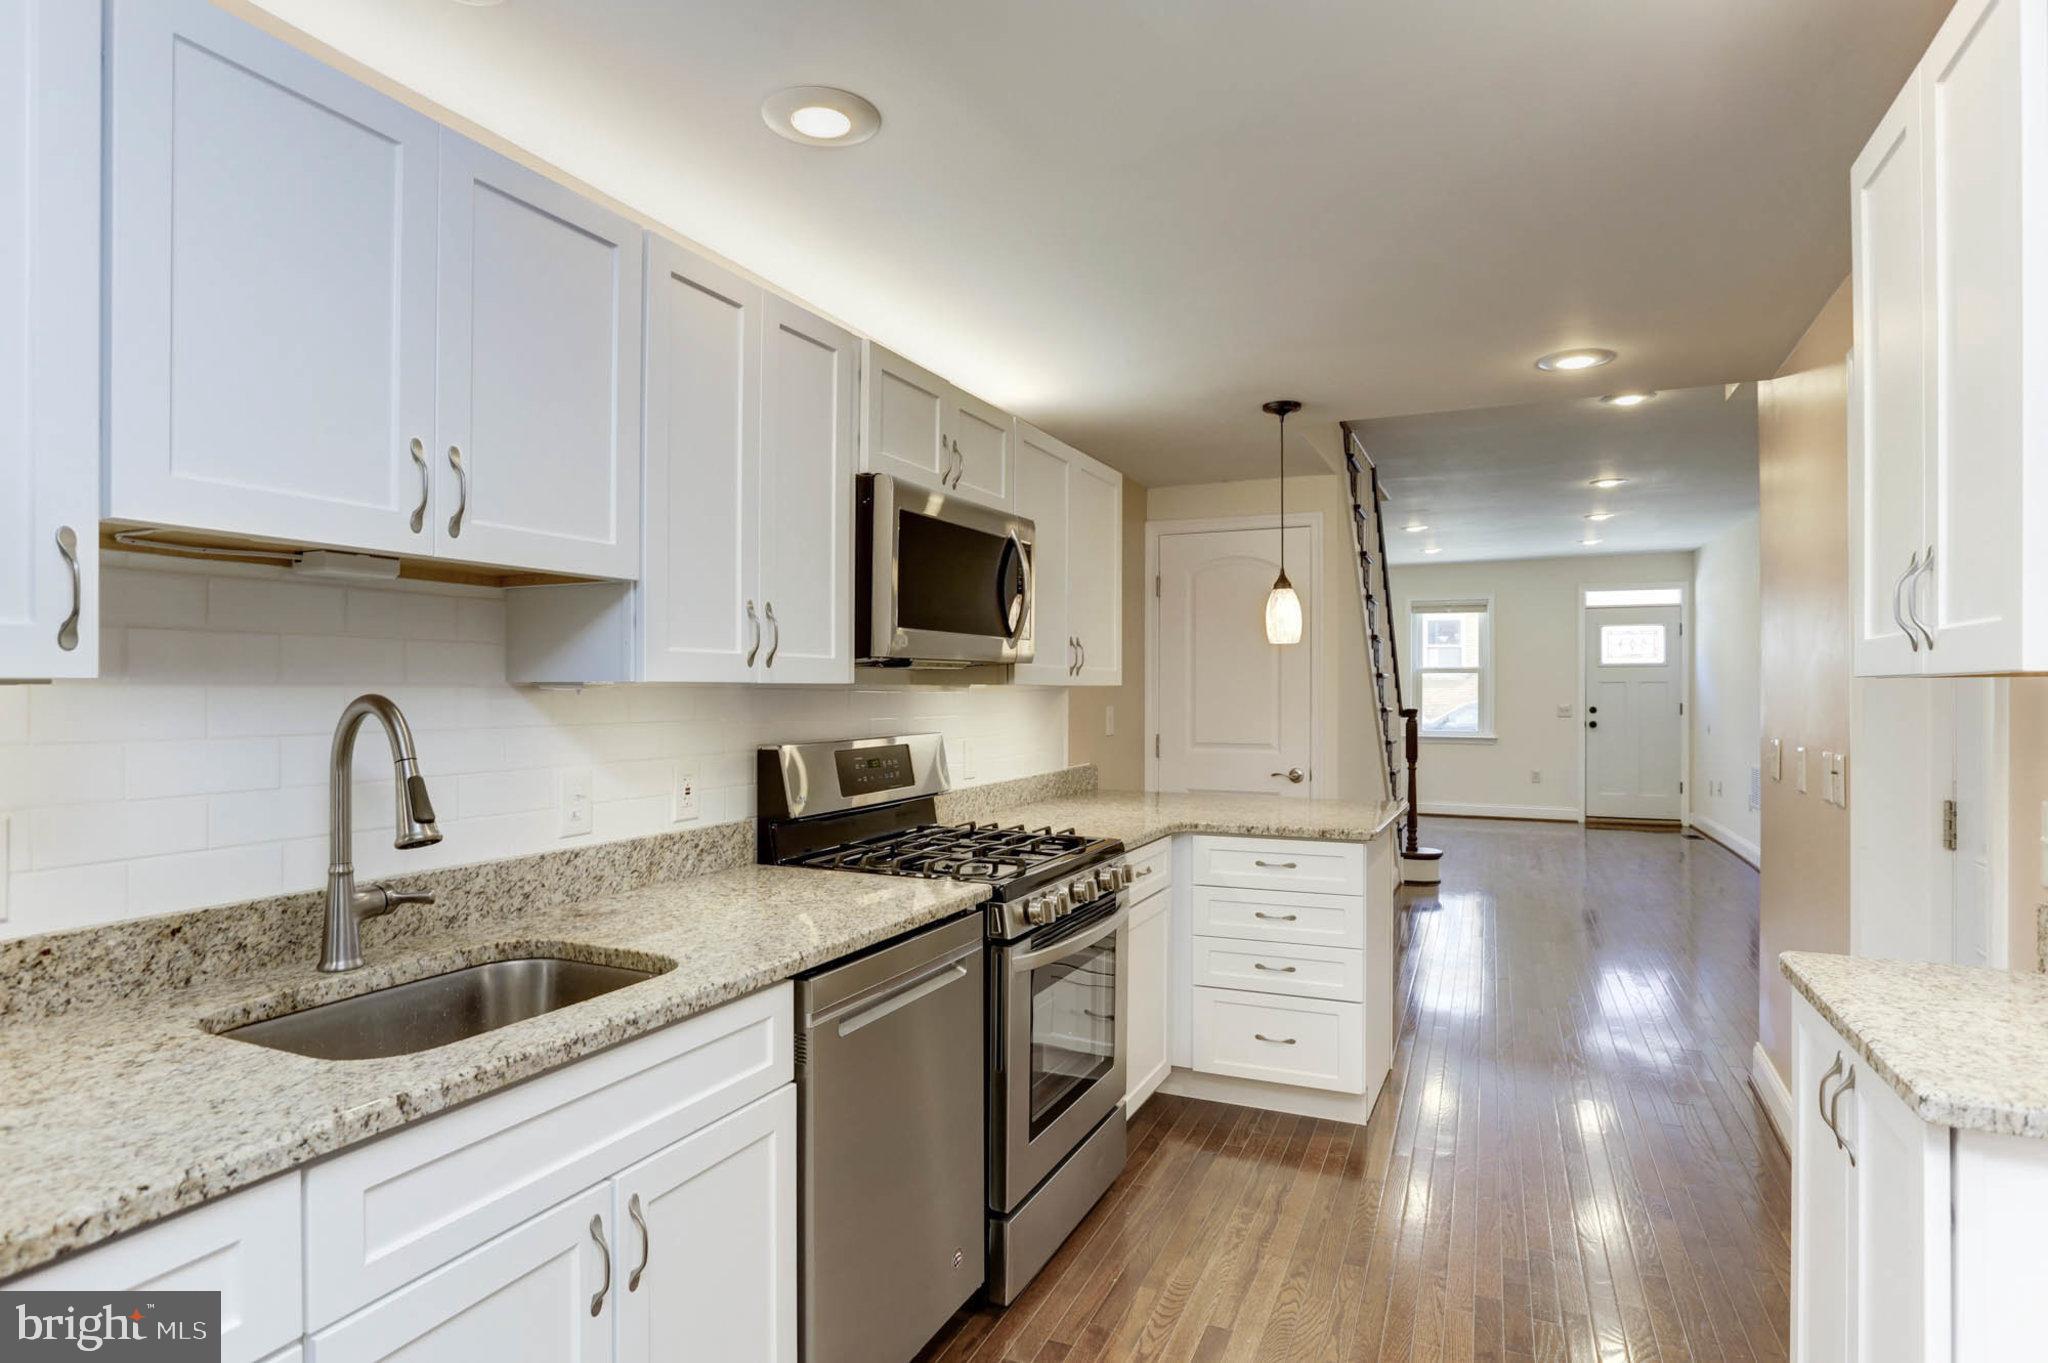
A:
222,957,663,1060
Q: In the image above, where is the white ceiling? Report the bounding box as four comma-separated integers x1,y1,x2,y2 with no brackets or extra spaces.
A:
242,0,1948,488
1352,384,1760,566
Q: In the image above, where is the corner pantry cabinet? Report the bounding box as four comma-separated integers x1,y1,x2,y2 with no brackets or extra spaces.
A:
1849,0,2048,676
104,0,642,579
862,343,1013,511
1011,421,1123,686
0,0,99,680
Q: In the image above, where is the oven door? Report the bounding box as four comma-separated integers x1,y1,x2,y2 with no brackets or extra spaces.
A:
859,473,1035,664
991,895,1129,1212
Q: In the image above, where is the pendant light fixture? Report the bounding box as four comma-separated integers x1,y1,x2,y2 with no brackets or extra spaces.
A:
1262,399,1304,646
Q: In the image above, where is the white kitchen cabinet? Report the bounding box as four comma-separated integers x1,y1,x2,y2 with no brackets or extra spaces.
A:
307,1184,613,1363
1124,844,1173,1114
614,1086,797,1363
1850,0,2048,676
507,239,855,685
861,342,1013,511
0,0,98,680
433,132,642,579
11,1175,303,1363
107,0,642,579
105,0,440,559
1010,421,1122,686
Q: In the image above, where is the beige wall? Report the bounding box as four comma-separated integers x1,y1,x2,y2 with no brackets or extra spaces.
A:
1692,513,1763,860
1146,474,1382,802
2008,681,2048,970
1067,482,1150,789
1388,551,1697,820
1757,277,1854,1084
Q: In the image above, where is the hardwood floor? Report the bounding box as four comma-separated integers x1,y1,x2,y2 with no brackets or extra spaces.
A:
917,818,1789,1363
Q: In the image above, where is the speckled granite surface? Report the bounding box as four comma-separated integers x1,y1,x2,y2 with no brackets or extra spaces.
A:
0,864,986,1280
1781,951,2048,1138
982,788,1407,850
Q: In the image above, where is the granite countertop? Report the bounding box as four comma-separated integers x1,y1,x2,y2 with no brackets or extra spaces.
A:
0,865,986,1280
991,788,1407,850
1781,951,2048,1138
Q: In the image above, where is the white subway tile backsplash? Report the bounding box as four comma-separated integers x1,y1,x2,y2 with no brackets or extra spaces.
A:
2,559,1069,937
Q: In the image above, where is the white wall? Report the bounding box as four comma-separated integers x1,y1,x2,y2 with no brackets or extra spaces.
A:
1388,550,1697,820
0,555,1069,939
1691,513,1762,862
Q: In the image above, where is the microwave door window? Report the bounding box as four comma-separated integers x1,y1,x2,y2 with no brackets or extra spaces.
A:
897,510,1015,638
1027,934,1118,1138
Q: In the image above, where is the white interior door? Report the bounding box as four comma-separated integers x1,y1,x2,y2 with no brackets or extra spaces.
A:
1583,604,1683,820
1155,524,1315,796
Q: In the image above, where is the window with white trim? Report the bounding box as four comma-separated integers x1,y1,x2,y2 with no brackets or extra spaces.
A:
1409,599,1492,738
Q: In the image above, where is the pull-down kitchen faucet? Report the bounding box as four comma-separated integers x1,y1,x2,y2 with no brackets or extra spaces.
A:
320,694,442,973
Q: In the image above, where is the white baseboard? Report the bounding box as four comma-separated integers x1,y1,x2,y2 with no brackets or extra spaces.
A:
1157,1066,1388,1126
1751,1042,1792,1151
1417,801,1580,823
1690,814,1762,868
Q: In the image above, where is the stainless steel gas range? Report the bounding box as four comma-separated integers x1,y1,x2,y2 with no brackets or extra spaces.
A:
759,733,1134,1347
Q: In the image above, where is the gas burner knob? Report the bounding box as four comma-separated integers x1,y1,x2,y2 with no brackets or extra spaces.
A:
1117,863,1135,888
1051,889,1073,919
1093,867,1118,895
1069,875,1096,903
1024,894,1054,926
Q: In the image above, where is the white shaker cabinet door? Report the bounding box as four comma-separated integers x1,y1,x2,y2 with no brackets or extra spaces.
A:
641,236,761,682
1848,72,1929,677
105,0,439,557
0,0,98,679
756,295,857,684
862,342,953,493
945,385,1014,511
307,1184,613,1363
435,131,642,578
1011,421,1073,684
1068,454,1122,686
614,1086,798,1363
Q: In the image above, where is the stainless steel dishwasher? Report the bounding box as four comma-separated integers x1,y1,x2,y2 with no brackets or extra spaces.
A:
797,910,986,1363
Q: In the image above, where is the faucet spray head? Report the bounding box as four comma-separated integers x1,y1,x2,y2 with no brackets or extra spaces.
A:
393,759,442,850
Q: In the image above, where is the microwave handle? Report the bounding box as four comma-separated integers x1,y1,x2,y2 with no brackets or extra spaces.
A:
1002,529,1033,642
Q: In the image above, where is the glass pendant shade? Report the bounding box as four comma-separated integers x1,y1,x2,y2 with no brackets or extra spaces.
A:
1265,571,1303,646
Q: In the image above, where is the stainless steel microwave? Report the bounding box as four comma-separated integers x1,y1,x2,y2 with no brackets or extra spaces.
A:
856,473,1035,667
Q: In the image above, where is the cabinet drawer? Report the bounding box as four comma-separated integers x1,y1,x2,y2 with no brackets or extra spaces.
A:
1190,987,1363,1094
1193,936,1364,1003
1192,836,1364,896
1126,838,1173,907
1192,884,1362,949
305,983,790,1329
10,1175,302,1363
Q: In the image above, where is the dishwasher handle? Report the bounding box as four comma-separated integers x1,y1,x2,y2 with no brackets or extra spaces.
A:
809,936,983,1036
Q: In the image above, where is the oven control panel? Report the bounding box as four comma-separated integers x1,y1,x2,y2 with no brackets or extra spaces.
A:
833,743,914,797
1018,860,1134,930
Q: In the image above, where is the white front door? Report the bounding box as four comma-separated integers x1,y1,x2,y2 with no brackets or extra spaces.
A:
1155,524,1315,796
1583,604,1683,820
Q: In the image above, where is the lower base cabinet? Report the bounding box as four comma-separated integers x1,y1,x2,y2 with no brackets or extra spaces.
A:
1124,845,1173,1114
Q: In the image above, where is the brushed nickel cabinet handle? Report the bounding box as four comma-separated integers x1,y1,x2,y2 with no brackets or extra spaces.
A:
1255,1033,1297,1045
1893,552,1920,652
446,445,468,538
1828,1063,1858,1166
764,601,780,667
627,1193,649,1291
54,526,80,651
408,438,428,533
1253,911,1297,922
1908,544,1936,651
588,1214,611,1316
745,601,761,667
1254,859,1298,868
1252,962,1297,973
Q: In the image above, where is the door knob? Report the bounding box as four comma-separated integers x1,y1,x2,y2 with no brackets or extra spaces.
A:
1270,768,1306,783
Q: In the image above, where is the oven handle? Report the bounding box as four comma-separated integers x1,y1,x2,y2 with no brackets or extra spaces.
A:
1006,900,1128,973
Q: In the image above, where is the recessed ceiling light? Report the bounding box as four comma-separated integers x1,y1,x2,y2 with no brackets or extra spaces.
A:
449,0,506,6
1589,477,1628,489
1535,348,1617,373
1580,537,1602,547
761,86,881,146
1422,546,1443,555
1585,511,1614,521
1404,523,1429,533
1600,391,1656,407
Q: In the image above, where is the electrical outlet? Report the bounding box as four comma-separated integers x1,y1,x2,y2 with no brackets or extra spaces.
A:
1104,705,1116,738
1795,746,1807,794
1832,751,1849,808
557,768,594,838
1530,769,1542,784
673,768,700,824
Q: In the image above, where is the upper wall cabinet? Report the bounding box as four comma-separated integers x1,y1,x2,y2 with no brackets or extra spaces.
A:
1011,421,1121,686
1851,0,2043,676
862,343,1012,511
0,0,100,680
505,237,855,686
105,0,641,580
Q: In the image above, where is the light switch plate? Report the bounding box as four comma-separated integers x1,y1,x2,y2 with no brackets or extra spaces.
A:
672,768,700,824
1833,752,1848,808
1556,704,1573,719
1795,745,1807,794
1104,705,1116,738
1768,737,1782,781
558,768,594,838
